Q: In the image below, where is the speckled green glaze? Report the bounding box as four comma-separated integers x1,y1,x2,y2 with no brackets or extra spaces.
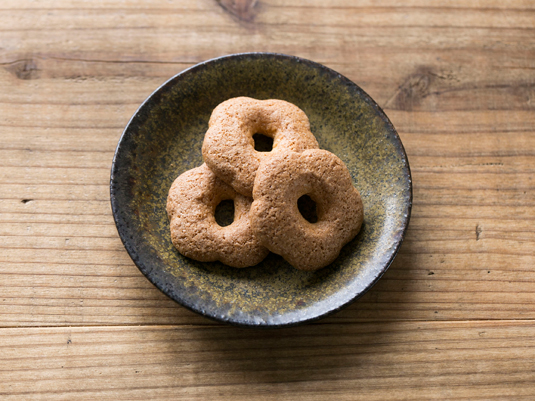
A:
110,53,412,327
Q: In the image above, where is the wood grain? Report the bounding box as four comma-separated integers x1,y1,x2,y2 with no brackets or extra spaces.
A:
1,0,534,398
1,322,535,400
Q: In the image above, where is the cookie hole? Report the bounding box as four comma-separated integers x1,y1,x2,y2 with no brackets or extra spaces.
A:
253,133,273,152
298,195,318,224
215,199,235,227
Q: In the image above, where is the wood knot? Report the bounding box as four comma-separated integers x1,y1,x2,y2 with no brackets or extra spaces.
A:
386,66,436,111
217,0,258,22
5,58,41,80
475,224,482,241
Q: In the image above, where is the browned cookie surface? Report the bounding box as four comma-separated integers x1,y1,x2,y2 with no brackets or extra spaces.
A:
167,163,269,268
250,149,364,271
202,97,319,197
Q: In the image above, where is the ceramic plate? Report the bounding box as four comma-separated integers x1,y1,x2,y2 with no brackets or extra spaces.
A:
110,53,412,327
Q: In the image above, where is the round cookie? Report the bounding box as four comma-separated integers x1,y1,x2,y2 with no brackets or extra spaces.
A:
167,163,269,268
250,149,364,271
202,97,319,197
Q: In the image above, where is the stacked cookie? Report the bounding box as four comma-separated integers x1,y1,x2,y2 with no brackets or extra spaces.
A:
167,97,363,271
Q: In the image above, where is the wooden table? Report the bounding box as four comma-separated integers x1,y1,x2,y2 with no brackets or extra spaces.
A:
1,1,534,399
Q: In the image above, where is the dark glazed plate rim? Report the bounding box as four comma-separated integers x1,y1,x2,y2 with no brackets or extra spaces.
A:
110,52,412,328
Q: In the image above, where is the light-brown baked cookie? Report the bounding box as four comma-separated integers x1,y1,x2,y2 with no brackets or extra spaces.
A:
202,97,319,197
250,149,364,271
167,163,269,268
